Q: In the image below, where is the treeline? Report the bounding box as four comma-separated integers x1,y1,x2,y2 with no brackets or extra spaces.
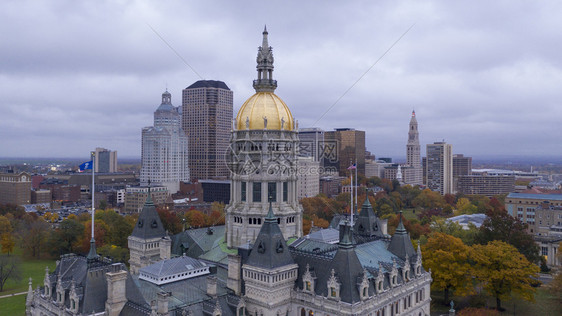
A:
300,178,557,310
0,202,226,263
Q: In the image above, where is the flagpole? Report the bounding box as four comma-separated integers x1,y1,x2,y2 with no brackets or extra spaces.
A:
91,151,95,240
355,160,358,219
350,164,354,226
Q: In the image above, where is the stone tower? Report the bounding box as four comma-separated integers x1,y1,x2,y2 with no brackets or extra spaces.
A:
406,110,423,185
225,27,303,247
242,203,298,315
128,194,171,274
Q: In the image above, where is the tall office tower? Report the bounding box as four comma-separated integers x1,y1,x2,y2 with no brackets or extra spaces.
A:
426,142,453,195
324,128,366,176
298,127,325,163
182,80,233,181
94,147,117,173
140,91,190,194
225,27,303,247
405,111,423,185
453,154,472,191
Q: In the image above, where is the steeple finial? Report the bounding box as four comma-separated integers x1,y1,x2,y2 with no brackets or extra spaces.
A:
266,199,275,222
412,109,415,117
395,211,407,234
254,27,277,92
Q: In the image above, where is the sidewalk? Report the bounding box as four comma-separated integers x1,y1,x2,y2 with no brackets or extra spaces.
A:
0,291,26,299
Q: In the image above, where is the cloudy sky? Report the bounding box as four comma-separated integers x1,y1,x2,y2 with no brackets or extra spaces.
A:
1,1,561,161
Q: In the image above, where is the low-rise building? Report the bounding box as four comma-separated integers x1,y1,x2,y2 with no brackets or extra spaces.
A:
505,192,562,234
0,171,31,205
457,174,515,196
124,186,168,213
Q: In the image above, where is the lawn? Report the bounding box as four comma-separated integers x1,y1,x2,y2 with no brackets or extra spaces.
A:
401,208,419,221
430,286,561,315
0,294,26,316
2,257,57,295
0,255,56,316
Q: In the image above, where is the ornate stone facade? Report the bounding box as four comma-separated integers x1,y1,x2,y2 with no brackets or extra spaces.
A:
225,27,303,248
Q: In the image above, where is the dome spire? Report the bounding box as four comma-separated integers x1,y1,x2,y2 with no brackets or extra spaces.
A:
253,26,277,92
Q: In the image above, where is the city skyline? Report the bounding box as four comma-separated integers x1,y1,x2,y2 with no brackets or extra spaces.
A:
2,1,562,159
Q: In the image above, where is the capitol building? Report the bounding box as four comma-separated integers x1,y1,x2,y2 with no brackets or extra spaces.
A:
26,28,431,316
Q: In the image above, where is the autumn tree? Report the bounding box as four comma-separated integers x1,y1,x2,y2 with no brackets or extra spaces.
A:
412,189,446,210
422,233,475,304
17,215,50,258
0,215,15,254
79,220,109,253
155,208,182,234
472,241,539,311
477,208,539,263
185,210,207,228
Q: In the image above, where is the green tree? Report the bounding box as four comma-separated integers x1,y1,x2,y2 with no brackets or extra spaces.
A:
95,210,133,248
422,232,475,304
98,244,129,263
47,219,84,255
472,240,539,311
431,218,479,246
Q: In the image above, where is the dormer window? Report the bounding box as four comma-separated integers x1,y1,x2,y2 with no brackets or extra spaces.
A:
359,269,370,300
302,264,315,294
276,240,284,253
257,241,266,254
327,269,340,300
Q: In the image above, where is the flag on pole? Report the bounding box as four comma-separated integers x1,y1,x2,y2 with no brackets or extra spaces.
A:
79,160,93,171
347,163,356,170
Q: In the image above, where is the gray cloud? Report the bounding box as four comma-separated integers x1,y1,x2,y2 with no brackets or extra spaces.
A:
1,0,561,161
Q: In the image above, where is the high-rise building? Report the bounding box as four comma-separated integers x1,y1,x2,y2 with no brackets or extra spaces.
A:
225,27,303,247
296,156,320,199
405,111,423,185
182,80,233,181
94,147,117,173
324,128,365,176
298,127,325,162
453,154,472,191
140,91,190,194
0,172,31,205
426,142,453,195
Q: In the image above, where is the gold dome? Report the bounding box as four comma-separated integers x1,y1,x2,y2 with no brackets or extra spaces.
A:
236,92,294,130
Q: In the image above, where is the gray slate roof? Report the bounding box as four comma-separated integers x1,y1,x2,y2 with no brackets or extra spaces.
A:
387,212,416,261
354,198,385,238
46,254,149,315
131,195,166,239
292,222,365,304
246,203,295,269
139,255,208,282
